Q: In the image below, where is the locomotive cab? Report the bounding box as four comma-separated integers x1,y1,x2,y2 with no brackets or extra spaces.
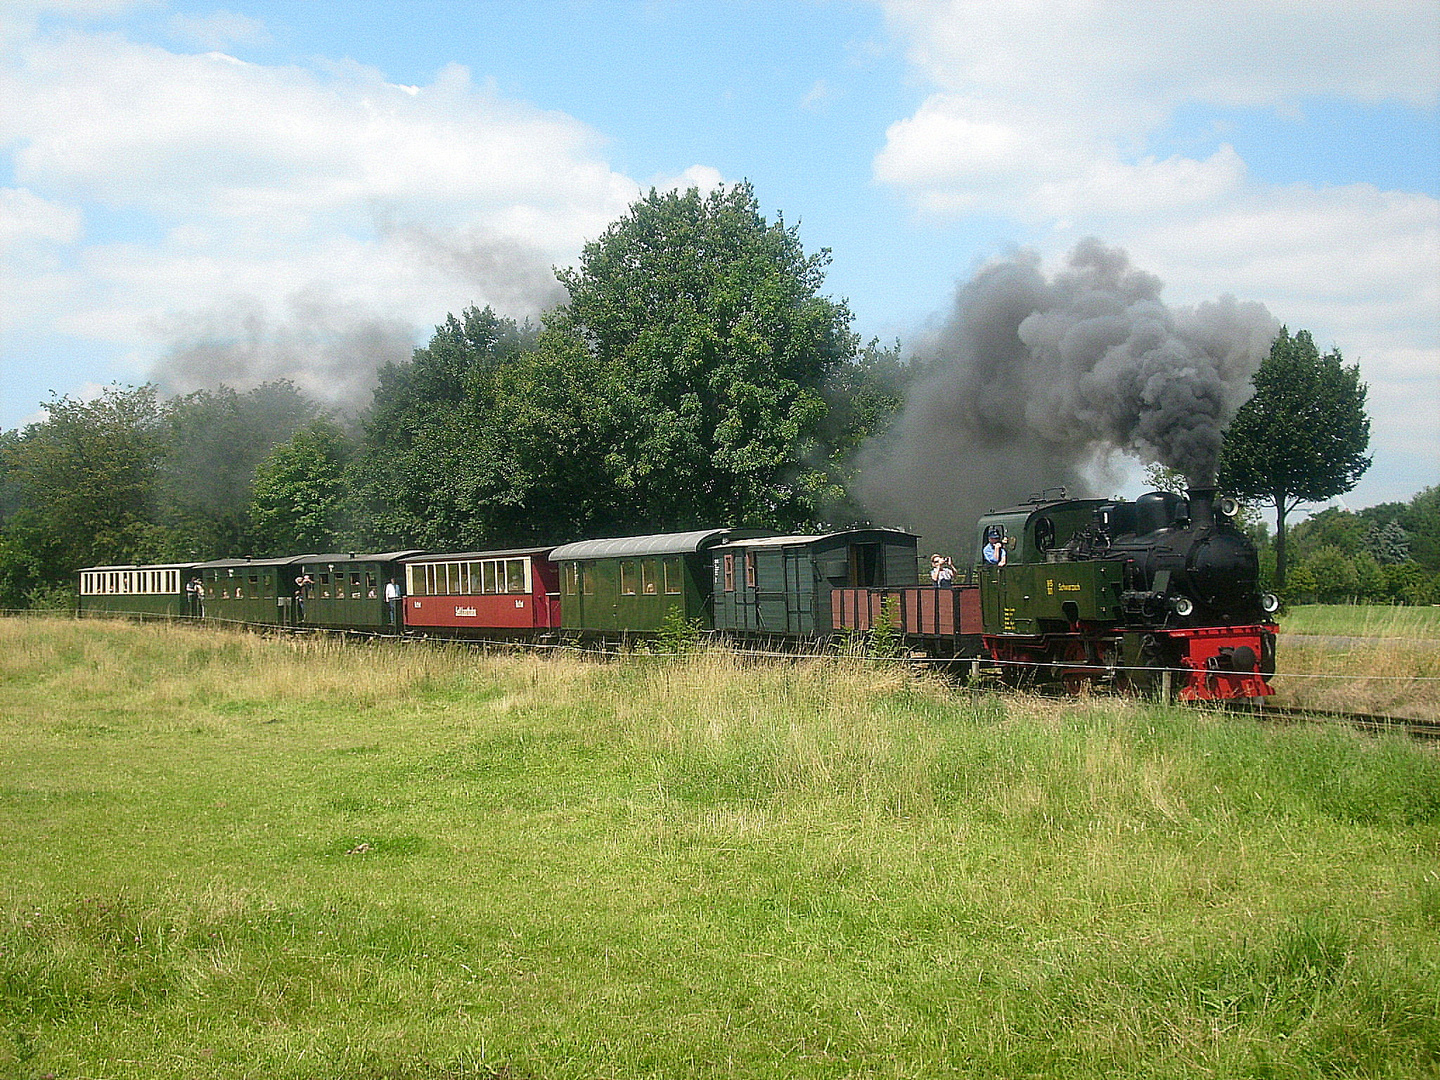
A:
972,495,1106,567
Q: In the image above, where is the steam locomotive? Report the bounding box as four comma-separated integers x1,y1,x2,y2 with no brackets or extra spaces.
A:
76,487,1278,702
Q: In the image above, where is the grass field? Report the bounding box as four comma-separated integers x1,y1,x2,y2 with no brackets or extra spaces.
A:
2,618,1438,1079
1280,604,1440,639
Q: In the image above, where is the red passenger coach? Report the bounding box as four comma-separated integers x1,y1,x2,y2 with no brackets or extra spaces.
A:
400,548,560,637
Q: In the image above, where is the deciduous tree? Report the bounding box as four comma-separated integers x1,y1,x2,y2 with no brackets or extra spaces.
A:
161,381,321,556
0,386,175,603
249,420,355,555
348,306,538,548
1219,328,1370,590
554,182,857,530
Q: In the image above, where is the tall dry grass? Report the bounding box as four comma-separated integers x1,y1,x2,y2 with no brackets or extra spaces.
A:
1273,633,1440,719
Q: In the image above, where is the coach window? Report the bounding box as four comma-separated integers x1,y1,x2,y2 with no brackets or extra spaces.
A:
506,559,527,594
664,558,682,595
319,573,331,598
582,565,594,595
563,563,578,596
723,553,735,592
619,561,637,595
745,553,756,589
478,561,494,595
641,560,657,595
349,572,362,598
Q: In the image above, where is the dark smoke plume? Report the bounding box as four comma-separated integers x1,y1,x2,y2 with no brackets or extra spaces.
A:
151,287,416,414
381,221,569,315
856,239,1276,550
152,224,567,413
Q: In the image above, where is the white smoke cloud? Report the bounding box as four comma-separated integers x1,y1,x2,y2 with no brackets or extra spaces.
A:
150,288,416,413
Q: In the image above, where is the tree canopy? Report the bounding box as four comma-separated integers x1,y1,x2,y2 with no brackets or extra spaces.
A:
554,182,857,531
345,184,861,548
0,387,172,604
1219,327,1370,589
248,419,355,555
161,382,321,557
348,306,539,549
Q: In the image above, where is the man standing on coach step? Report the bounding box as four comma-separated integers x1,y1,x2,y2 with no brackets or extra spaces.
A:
384,578,402,628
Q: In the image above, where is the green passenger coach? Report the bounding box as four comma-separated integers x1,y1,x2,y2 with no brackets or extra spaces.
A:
195,557,294,625
289,552,422,630
551,529,736,634
196,551,420,629
77,563,197,618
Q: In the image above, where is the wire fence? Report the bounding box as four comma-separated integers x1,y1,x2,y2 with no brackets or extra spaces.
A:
8,607,1439,685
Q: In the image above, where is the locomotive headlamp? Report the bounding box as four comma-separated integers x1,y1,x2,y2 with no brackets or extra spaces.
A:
1218,496,1240,518
1172,595,1195,616
1261,593,1281,614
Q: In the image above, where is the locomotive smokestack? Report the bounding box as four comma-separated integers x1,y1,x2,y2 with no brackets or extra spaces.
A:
1187,487,1218,529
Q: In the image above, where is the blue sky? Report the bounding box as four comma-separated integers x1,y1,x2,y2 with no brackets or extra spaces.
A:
2,0,1436,509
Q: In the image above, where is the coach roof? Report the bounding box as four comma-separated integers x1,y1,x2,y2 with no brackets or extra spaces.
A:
550,529,735,562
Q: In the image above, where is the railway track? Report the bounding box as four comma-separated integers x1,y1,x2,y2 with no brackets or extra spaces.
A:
1238,701,1440,741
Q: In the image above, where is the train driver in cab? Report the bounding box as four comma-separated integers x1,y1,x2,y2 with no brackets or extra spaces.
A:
982,527,1008,567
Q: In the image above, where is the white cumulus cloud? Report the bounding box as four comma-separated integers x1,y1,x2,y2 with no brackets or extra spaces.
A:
0,19,649,409
872,0,1440,503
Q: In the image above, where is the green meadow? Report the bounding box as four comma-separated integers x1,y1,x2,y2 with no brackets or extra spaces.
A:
2,618,1438,1079
1281,604,1440,640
